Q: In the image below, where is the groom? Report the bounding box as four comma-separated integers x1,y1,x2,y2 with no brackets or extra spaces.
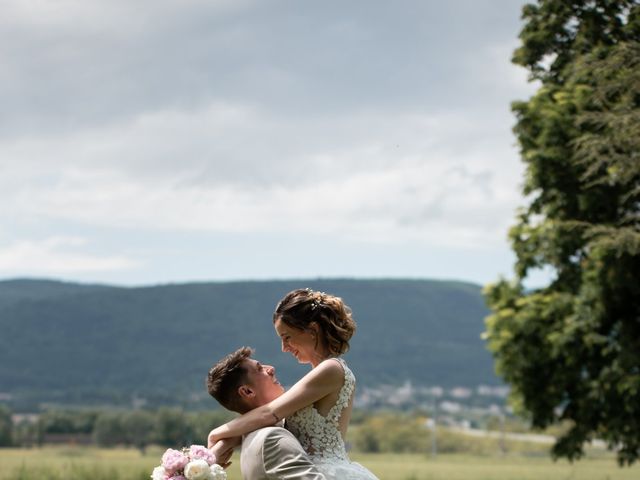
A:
206,347,326,480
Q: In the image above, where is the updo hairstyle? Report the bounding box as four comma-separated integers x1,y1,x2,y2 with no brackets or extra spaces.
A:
273,288,356,356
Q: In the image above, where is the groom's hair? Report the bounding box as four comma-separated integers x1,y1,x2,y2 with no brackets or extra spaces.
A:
206,346,254,413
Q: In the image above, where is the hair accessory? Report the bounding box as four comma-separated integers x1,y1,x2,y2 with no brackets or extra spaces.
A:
307,288,326,311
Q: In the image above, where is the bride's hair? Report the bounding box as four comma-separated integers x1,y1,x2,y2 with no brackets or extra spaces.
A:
273,288,356,355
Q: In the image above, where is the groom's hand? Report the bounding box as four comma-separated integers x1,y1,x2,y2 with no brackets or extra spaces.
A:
210,436,240,469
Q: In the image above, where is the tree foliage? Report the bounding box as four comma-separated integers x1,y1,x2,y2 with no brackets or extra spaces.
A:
93,412,127,447
0,405,12,446
124,410,155,453
484,0,640,465
23,408,235,450
38,409,98,435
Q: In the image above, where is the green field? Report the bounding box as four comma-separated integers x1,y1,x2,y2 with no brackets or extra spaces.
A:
1,447,638,480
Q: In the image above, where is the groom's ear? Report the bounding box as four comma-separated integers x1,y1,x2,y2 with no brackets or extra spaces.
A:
237,385,254,399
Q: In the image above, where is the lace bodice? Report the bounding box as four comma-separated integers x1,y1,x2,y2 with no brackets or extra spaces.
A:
285,357,354,462
285,358,379,479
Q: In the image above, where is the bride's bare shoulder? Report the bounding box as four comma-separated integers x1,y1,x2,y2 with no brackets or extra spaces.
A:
312,358,345,380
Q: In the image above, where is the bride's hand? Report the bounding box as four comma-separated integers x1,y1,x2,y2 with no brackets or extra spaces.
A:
207,427,223,448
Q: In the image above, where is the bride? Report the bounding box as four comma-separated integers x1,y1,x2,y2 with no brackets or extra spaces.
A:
208,288,379,479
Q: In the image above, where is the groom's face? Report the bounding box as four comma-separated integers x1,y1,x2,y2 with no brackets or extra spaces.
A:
241,358,285,408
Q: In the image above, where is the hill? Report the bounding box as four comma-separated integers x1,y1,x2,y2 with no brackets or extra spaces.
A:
0,278,499,409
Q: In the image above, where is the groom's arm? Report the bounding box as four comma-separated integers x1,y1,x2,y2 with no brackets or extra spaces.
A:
210,436,240,468
261,427,326,480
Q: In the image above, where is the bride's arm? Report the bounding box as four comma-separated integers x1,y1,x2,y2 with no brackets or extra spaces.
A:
207,359,343,446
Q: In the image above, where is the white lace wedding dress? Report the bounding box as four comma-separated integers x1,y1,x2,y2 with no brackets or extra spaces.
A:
285,358,379,479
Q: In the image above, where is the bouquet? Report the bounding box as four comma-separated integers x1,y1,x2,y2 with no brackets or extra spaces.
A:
151,445,227,480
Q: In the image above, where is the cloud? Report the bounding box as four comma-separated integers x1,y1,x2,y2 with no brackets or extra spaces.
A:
2,104,522,249
1,0,531,135
0,237,139,275
0,0,535,283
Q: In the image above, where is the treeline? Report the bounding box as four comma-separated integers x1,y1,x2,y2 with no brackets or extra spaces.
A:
0,278,496,407
349,412,550,456
0,405,554,456
0,405,234,451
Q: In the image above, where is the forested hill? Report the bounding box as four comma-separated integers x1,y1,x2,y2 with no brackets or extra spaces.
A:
0,278,499,406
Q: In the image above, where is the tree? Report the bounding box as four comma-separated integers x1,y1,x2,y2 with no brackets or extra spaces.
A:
152,408,195,447
37,409,98,435
0,405,12,446
484,0,640,465
189,410,235,446
93,412,127,447
123,410,155,453
13,418,38,447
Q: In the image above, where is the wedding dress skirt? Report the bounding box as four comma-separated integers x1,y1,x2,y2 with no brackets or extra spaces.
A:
311,457,379,479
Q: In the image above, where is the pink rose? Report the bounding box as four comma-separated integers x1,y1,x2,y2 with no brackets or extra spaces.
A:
188,445,216,465
161,448,189,475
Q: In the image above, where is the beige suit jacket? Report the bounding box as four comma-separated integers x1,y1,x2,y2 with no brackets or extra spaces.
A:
240,426,326,480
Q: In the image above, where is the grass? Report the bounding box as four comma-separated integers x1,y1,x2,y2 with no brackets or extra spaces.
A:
0,446,172,480
352,452,640,480
1,447,638,480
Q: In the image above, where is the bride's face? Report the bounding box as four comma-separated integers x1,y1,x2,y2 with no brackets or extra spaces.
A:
274,317,318,365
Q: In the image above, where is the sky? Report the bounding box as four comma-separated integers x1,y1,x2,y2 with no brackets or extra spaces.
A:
0,0,542,287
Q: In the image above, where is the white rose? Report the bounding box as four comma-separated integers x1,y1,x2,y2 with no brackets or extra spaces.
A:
209,463,227,480
184,459,214,480
150,466,167,480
